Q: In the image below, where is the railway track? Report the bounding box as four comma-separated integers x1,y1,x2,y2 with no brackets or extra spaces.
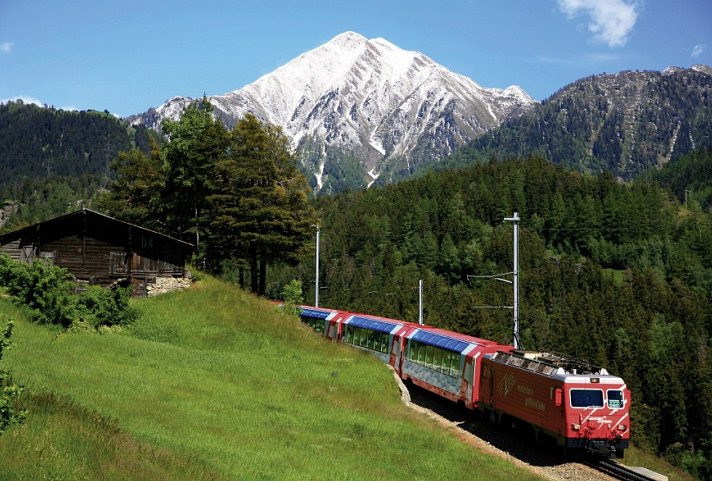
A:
585,459,661,481
404,382,668,481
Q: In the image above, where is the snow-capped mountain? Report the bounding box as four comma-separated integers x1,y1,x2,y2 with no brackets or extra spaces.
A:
129,31,536,193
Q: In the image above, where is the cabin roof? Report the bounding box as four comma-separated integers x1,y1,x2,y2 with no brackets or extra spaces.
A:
0,208,194,250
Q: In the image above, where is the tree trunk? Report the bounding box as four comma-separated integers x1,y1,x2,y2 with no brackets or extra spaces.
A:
250,254,258,293
259,257,267,296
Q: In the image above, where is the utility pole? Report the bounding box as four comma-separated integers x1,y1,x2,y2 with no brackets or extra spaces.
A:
504,212,520,350
418,279,423,325
315,224,320,307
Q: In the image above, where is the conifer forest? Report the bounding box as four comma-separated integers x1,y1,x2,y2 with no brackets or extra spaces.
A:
1,99,712,479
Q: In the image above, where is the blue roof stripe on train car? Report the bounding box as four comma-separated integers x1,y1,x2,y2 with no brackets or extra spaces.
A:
410,330,472,353
300,307,332,320
346,315,401,334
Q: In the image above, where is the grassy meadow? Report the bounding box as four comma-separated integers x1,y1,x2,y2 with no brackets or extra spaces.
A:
0,277,543,481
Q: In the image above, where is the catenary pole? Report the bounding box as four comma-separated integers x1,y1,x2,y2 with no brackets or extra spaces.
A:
315,224,320,307
418,279,423,325
504,212,520,350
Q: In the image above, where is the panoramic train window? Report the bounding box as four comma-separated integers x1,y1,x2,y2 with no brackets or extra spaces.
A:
344,326,389,354
570,389,604,408
607,389,625,408
407,340,460,377
302,316,325,334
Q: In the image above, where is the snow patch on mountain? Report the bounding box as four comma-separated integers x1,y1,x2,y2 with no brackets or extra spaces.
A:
129,31,537,193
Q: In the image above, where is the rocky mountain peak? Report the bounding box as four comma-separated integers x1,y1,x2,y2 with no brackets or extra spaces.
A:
129,32,537,193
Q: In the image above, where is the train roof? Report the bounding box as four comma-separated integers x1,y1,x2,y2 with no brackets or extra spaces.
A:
298,305,512,353
487,351,624,384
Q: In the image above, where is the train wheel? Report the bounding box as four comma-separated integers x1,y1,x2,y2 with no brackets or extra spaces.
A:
488,409,499,424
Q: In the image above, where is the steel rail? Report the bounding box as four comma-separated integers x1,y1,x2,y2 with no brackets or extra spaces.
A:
584,459,659,481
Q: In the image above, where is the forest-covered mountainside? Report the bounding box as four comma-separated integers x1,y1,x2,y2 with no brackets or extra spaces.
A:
0,101,157,186
0,101,158,229
453,67,712,181
651,148,712,210
271,153,712,480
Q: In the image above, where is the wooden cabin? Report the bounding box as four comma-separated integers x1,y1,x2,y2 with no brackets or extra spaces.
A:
0,208,194,296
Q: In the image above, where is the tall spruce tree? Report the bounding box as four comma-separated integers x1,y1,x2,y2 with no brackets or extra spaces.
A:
161,98,228,255
97,142,165,231
208,114,315,294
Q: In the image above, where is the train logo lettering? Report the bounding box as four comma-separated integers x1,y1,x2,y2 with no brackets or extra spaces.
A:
500,372,517,398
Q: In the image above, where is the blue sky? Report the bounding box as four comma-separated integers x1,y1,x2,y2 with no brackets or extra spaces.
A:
1,0,710,117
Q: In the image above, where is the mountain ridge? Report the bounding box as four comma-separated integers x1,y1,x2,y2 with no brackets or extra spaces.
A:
459,65,712,180
128,31,536,193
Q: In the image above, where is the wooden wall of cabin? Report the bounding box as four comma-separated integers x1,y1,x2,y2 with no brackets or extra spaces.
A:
39,233,128,285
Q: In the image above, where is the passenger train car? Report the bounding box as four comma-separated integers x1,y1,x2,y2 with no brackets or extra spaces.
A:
299,305,630,458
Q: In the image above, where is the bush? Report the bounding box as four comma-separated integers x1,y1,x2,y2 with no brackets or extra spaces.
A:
0,256,77,327
0,320,25,434
77,285,137,329
0,254,136,329
281,280,303,315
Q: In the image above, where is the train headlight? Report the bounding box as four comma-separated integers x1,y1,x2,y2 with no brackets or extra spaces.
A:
572,423,581,431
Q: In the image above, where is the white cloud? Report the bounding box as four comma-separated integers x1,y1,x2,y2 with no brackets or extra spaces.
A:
0,97,84,112
0,41,13,54
691,44,706,58
0,96,44,106
557,0,639,47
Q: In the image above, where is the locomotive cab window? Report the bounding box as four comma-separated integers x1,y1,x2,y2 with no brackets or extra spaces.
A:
570,389,604,408
607,389,625,408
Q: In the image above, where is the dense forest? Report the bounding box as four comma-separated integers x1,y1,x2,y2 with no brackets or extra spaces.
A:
270,153,712,480
0,101,157,230
0,101,155,185
98,100,317,295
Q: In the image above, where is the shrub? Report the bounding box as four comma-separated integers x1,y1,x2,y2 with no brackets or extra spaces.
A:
77,285,137,329
23,261,77,327
0,320,26,434
281,279,303,315
0,254,136,329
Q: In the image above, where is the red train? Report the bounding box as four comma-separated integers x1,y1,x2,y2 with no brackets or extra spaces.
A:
299,305,630,458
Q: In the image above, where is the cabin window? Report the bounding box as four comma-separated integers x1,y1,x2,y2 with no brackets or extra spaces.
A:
39,251,56,265
110,252,128,275
607,389,625,408
21,246,34,263
570,389,604,408
141,235,154,249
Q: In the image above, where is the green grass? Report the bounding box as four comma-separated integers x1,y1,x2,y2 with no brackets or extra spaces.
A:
0,277,542,481
603,268,626,286
623,446,699,481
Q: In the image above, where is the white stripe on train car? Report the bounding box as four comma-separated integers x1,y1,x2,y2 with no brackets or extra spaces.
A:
462,343,477,356
611,412,629,432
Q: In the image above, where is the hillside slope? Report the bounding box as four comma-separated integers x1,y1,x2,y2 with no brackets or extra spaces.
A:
0,101,155,189
0,278,539,481
460,66,712,180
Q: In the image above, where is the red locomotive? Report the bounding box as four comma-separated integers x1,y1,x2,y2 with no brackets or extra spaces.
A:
299,306,630,458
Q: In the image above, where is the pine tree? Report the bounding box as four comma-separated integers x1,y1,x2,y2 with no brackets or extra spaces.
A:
208,114,316,294
161,98,228,254
97,143,165,230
